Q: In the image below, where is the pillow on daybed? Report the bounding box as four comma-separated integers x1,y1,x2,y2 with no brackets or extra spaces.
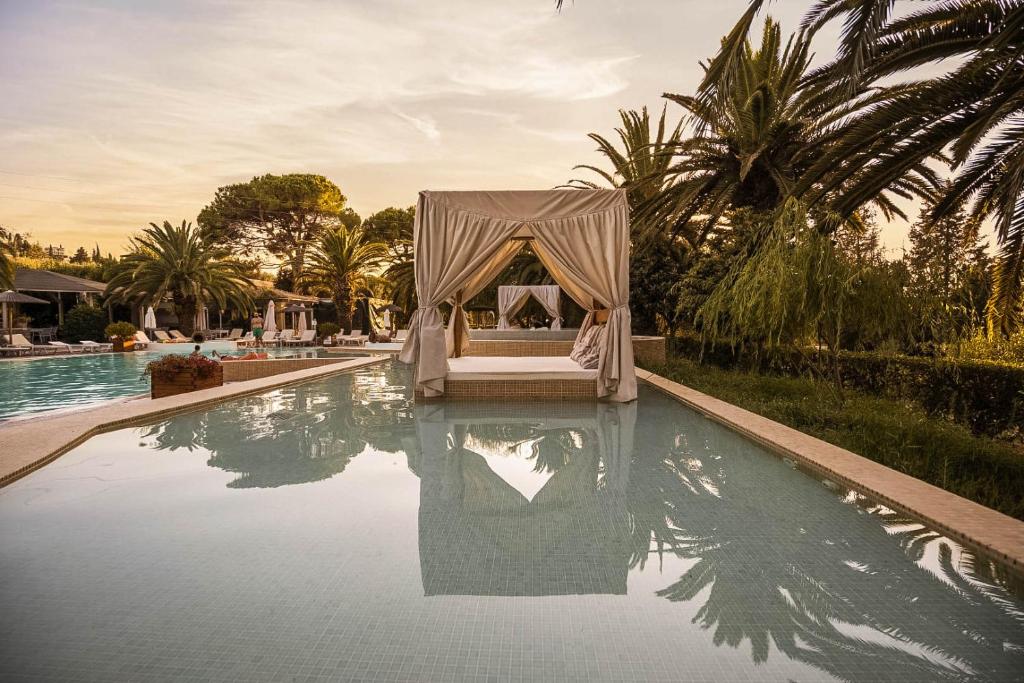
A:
570,324,604,369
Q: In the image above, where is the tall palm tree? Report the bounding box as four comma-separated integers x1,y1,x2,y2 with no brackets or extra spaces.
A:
105,220,254,337
706,0,1024,333
802,0,1024,334
647,15,939,241
303,225,387,333
569,106,682,222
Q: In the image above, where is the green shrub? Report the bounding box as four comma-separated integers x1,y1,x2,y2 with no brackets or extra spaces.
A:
665,333,1024,438
318,322,340,339
650,357,1024,520
955,331,1024,365
60,304,107,342
104,321,137,340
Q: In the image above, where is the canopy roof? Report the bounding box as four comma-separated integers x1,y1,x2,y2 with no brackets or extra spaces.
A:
251,280,319,303
14,268,105,294
399,188,637,402
421,189,627,222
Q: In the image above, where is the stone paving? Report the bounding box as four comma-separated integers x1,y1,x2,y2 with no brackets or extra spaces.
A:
0,356,384,487
635,368,1024,571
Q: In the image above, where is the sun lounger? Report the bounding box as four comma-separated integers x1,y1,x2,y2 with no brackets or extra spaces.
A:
79,340,113,352
153,330,172,342
284,330,316,346
3,333,56,355
339,334,368,347
277,330,295,345
261,330,279,346
48,341,86,354
169,330,190,342
134,331,153,348
226,328,243,341
235,332,255,347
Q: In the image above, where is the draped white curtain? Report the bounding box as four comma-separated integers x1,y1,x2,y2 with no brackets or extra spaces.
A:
530,208,636,401
398,193,521,397
398,189,636,402
496,286,532,330
496,284,561,330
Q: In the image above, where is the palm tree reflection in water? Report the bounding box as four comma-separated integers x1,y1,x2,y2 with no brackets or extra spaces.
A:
140,366,1023,677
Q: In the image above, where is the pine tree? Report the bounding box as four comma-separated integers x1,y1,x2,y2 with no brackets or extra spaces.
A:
70,246,90,263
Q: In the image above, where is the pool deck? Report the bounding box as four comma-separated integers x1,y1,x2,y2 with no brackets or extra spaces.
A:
635,368,1024,572
0,356,385,488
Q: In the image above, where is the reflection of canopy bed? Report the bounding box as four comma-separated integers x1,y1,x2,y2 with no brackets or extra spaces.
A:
410,401,635,596
398,189,636,402
496,284,562,330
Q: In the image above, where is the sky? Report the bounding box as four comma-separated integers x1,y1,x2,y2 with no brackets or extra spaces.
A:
1,0,925,257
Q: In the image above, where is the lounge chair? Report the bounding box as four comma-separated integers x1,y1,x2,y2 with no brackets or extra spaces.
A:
226,328,243,341
277,330,294,345
339,333,368,347
153,330,172,342
134,331,153,349
3,333,55,355
79,340,113,352
284,330,316,346
169,330,190,342
235,332,255,347
261,330,280,347
48,341,85,354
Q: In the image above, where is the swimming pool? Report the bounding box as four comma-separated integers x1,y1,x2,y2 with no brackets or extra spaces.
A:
1,362,1021,681
0,343,332,420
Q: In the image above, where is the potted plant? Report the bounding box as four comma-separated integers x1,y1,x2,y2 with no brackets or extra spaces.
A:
145,353,223,399
318,322,340,345
105,321,138,352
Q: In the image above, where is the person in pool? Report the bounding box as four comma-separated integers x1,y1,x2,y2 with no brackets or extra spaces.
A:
251,313,264,348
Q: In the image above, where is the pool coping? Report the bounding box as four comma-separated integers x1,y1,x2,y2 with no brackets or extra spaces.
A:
0,356,386,488
635,368,1024,572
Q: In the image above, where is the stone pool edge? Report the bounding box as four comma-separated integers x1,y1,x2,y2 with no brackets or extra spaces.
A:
635,368,1024,572
0,356,386,488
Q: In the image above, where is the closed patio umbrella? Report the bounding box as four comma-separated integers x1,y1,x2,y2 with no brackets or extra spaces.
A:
264,300,277,333
144,306,157,330
297,309,308,334
0,290,48,344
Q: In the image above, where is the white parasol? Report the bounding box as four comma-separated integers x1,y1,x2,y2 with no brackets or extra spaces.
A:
264,300,277,333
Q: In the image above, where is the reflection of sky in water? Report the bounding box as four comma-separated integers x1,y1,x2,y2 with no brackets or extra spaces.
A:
1,362,1021,682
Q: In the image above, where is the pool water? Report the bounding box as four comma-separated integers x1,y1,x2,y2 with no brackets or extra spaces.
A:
1,363,1021,681
0,343,331,420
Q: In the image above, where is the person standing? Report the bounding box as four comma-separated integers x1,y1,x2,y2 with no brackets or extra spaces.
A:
251,312,264,348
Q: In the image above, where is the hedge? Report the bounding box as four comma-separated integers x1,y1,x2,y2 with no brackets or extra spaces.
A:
665,334,1024,439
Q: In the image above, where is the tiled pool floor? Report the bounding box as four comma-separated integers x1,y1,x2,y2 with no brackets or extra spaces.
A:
1,364,1021,681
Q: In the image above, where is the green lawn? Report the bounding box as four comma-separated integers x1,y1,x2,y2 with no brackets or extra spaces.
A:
646,356,1024,520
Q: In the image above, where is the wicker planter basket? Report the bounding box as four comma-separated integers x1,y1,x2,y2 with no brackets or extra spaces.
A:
151,365,223,399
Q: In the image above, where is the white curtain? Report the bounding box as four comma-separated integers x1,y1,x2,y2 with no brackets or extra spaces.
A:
445,239,522,357
399,193,521,397
528,285,561,330
399,189,635,402
496,285,561,330
496,285,532,330
530,207,636,402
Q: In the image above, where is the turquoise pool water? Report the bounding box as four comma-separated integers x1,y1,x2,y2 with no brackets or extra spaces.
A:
1,362,1021,681
0,344,333,420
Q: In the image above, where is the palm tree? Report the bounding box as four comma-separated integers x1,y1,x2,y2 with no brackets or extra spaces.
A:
648,16,939,241
302,225,387,333
105,220,254,336
568,105,683,237
706,0,1024,333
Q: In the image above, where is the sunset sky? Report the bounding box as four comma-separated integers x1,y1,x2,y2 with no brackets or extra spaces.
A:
1,0,928,256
